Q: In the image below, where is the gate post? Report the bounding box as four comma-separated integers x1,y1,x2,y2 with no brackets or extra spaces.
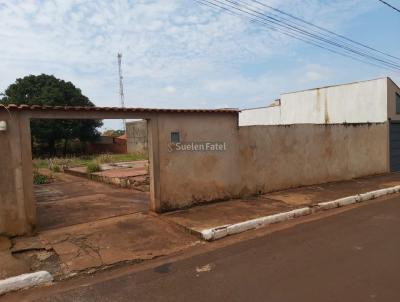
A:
147,115,161,212
0,111,35,236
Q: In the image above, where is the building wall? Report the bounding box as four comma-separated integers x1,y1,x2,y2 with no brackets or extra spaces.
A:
239,78,390,126
86,137,127,154
126,120,148,154
387,78,400,121
156,112,241,210
238,123,389,196
0,109,240,235
240,105,281,126
0,106,392,235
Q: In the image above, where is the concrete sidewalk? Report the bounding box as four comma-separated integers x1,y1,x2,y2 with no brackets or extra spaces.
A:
3,172,400,289
163,173,400,239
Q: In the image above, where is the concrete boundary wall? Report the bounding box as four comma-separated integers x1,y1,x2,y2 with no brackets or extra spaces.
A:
156,113,241,210
0,108,240,235
0,106,391,236
238,123,389,196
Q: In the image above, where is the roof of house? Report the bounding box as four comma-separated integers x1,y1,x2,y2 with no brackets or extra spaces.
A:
281,76,398,96
240,77,400,112
2,104,239,114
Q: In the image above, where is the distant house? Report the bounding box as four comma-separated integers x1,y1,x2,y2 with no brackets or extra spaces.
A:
86,135,127,154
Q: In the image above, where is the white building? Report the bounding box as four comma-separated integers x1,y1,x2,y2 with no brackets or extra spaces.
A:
239,77,400,172
239,77,400,126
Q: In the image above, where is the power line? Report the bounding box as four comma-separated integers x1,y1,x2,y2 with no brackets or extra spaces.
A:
198,0,400,70
231,0,400,68
197,0,398,71
196,0,400,72
250,0,400,61
377,0,400,13
221,0,400,69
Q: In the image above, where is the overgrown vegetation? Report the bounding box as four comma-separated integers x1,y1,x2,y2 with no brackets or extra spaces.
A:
34,153,147,171
33,170,51,185
86,162,101,174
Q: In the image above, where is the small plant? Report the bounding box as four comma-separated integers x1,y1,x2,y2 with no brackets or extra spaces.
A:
51,165,61,172
97,153,113,164
49,162,62,172
86,162,101,174
33,171,49,185
48,157,74,171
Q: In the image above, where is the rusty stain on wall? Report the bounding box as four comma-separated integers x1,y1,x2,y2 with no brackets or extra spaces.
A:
322,89,329,124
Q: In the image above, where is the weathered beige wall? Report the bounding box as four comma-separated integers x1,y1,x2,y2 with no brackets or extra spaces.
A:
239,123,389,195
156,112,241,210
126,120,148,154
0,107,392,234
0,111,35,236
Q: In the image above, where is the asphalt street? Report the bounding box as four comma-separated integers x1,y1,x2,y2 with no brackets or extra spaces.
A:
7,195,400,302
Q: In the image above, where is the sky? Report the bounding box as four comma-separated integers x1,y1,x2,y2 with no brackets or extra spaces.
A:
1,0,400,130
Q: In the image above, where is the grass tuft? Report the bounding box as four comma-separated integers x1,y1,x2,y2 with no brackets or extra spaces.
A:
86,162,101,174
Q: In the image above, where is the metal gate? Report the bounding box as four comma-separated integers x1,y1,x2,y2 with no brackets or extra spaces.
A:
390,121,400,172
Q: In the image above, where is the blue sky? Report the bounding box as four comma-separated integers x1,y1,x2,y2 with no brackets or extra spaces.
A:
1,0,399,130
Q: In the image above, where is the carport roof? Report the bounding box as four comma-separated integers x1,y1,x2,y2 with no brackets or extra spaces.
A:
2,104,239,114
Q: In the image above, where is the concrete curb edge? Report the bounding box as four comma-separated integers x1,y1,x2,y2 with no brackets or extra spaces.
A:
201,207,312,241
0,271,53,296
200,185,400,241
316,185,400,210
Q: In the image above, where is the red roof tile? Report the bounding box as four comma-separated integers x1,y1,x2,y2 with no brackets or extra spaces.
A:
2,104,239,114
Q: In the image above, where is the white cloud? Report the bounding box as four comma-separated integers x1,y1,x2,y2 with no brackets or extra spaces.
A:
0,0,396,130
164,86,177,94
299,64,332,84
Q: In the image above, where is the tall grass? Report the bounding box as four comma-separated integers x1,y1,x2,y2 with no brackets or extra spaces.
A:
33,153,148,171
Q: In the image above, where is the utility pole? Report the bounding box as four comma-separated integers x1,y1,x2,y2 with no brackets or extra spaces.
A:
117,53,126,132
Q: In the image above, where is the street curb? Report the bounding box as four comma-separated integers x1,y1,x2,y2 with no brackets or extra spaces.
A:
201,207,312,241
316,185,400,210
0,271,53,296
199,185,400,241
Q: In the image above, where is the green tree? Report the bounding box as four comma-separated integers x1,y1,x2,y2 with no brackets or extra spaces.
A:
0,74,103,156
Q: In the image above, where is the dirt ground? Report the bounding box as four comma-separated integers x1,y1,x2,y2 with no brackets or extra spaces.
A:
35,172,149,231
5,172,400,282
10,172,199,280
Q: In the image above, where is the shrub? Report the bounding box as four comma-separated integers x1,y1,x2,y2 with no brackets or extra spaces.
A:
33,172,49,185
48,157,74,171
97,153,113,164
50,164,61,172
86,162,101,174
